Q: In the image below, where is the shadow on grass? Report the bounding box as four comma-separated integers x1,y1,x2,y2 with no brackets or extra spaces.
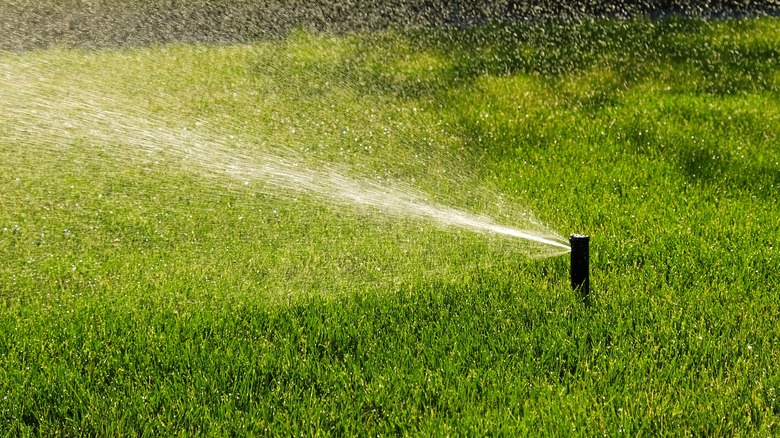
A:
247,18,777,103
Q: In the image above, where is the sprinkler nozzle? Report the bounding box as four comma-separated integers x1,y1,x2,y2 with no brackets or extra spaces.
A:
570,234,589,299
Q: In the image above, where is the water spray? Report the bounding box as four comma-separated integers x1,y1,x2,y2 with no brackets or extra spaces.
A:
570,234,590,299
2,56,574,262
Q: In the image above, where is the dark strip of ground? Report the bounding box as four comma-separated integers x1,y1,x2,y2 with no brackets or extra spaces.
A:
1,0,779,50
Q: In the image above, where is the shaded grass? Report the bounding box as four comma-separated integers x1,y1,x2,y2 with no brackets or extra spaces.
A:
1,17,780,435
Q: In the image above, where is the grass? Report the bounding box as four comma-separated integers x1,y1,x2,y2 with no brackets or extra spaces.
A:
1,16,780,435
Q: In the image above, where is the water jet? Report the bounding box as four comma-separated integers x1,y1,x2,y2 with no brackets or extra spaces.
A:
570,234,589,299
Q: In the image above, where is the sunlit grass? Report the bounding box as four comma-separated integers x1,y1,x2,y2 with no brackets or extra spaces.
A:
1,17,779,435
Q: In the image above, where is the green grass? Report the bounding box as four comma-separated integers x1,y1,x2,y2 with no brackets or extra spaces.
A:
2,17,780,435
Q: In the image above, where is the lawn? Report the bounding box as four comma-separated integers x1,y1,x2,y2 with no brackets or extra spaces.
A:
1,16,779,435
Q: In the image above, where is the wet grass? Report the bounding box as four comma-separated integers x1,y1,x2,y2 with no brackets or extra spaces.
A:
2,17,780,435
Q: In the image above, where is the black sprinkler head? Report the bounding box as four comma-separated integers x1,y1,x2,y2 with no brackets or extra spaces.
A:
570,234,590,299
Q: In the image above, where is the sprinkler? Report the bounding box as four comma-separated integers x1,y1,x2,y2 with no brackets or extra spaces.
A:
570,234,590,299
